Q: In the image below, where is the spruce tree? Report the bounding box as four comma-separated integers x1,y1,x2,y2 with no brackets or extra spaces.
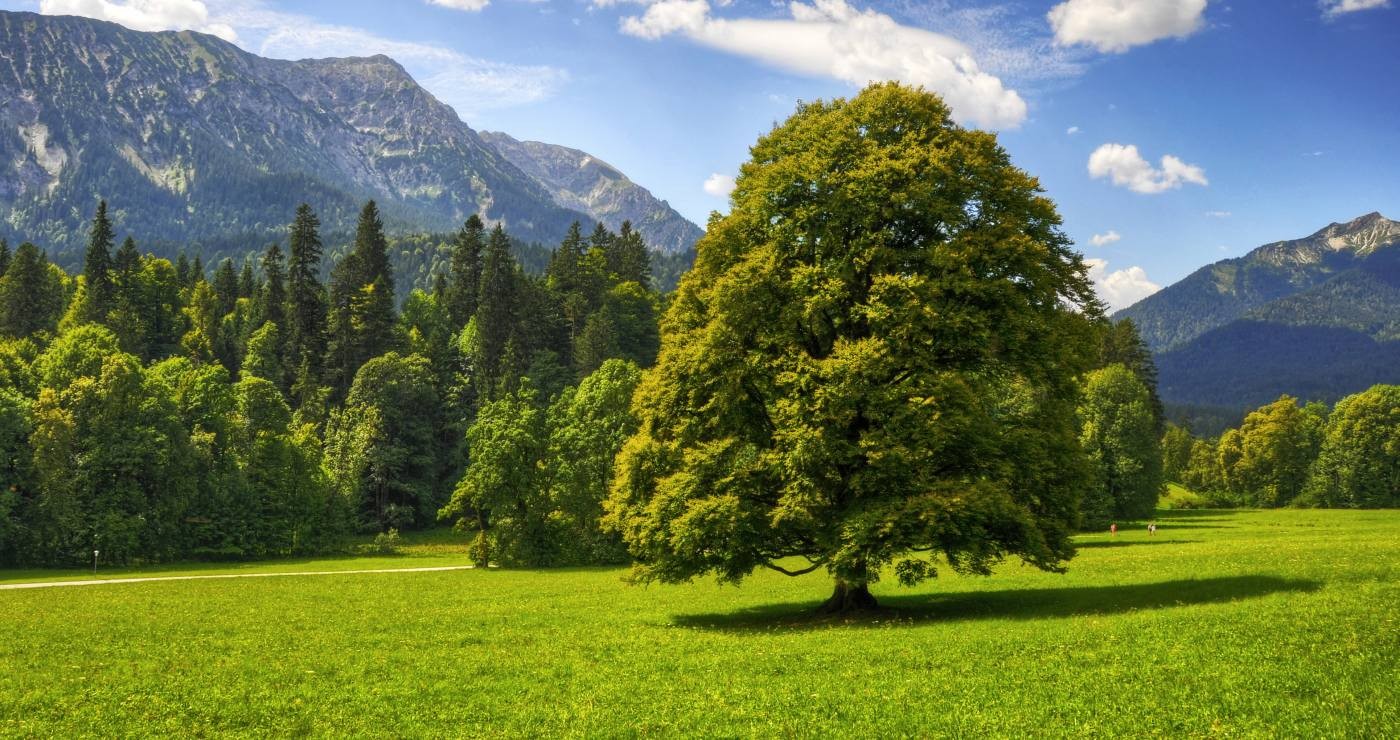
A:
259,244,287,337
612,221,651,287
213,258,239,317
444,214,484,330
325,201,399,399
286,204,327,384
0,243,61,339
0,239,10,277
238,259,257,299
83,200,116,322
175,252,191,288
475,224,517,399
548,221,585,294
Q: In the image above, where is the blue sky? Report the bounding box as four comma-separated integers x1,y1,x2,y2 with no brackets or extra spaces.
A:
6,0,1399,309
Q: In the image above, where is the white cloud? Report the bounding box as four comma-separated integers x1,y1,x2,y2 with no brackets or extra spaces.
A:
1066,125,1081,135
40,0,237,41
1090,230,1120,246
618,0,1028,129
703,172,736,197
427,0,490,11
1205,210,1231,217
1322,0,1390,17
1048,0,1207,53
1085,257,1160,311
1088,142,1208,194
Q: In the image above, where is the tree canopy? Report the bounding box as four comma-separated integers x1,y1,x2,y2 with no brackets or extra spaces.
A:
603,83,1101,611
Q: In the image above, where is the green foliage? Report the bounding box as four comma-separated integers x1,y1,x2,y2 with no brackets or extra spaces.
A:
440,383,549,567
544,359,642,564
1077,364,1164,528
604,84,1100,605
325,352,440,532
1231,396,1325,507
1302,384,1400,507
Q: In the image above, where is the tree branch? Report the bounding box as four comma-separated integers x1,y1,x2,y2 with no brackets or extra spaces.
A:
762,559,828,577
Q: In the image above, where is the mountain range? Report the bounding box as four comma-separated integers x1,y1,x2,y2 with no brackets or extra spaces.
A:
1116,212,1400,419
0,10,701,264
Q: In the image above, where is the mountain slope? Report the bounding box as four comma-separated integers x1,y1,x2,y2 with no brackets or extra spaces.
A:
1116,212,1400,352
0,11,605,260
1123,213,1400,414
481,132,703,254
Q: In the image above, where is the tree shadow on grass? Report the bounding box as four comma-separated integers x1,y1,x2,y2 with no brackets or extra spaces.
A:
1074,539,1200,549
671,575,1320,633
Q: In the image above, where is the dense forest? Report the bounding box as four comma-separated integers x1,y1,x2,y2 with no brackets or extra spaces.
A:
0,200,666,566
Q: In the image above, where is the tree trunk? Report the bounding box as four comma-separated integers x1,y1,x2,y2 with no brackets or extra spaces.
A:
817,580,878,614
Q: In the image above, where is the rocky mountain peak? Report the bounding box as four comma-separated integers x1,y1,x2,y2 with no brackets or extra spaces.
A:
1311,211,1400,255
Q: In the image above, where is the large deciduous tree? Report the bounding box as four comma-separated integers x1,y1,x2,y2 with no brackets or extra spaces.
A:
603,83,1100,612
1303,385,1400,508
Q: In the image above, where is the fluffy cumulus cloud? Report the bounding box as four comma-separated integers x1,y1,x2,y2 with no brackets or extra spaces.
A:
1085,258,1160,311
427,0,490,11
1090,230,1121,246
1047,0,1207,53
703,172,736,197
618,0,1028,129
39,0,237,41
1088,143,1208,194
1321,0,1390,17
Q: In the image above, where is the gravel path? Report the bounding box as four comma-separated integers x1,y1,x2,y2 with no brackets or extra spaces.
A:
0,564,476,590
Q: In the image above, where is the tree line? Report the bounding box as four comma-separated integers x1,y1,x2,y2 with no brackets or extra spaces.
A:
1161,386,1400,509
0,200,662,567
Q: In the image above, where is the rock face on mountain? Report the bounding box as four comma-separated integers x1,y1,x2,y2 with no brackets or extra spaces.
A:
0,11,700,263
1116,213,1400,413
481,132,703,254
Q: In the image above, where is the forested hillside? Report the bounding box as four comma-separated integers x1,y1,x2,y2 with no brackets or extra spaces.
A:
1115,213,1400,417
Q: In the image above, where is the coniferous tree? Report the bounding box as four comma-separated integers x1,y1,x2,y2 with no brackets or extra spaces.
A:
259,244,287,334
286,204,327,385
611,221,651,287
238,259,257,300
175,252,192,288
325,201,398,399
0,243,63,339
474,224,517,399
82,200,116,323
213,258,239,318
444,214,485,329
1101,318,1164,433
0,239,10,277
191,255,204,283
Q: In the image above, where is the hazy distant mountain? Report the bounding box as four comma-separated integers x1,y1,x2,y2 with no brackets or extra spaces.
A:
1116,212,1400,414
0,11,697,264
481,132,703,254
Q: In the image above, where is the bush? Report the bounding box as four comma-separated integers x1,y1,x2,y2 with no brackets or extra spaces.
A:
1159,484,1218,510
369,528,402,555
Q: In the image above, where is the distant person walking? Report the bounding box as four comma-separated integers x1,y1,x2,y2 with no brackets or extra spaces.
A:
1110,523,1117,537
1148,522,1158,536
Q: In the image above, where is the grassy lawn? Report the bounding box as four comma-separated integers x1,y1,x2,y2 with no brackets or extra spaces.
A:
1,509,1396,737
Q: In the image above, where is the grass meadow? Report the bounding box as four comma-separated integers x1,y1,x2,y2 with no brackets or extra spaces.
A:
1,509,1396,737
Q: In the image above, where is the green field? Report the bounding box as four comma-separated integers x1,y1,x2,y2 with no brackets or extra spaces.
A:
1,510,1396,737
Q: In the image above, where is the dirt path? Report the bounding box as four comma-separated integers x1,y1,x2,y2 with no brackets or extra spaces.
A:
0,564,476,590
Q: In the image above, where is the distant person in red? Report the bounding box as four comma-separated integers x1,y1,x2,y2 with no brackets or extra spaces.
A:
1110,523,1117,536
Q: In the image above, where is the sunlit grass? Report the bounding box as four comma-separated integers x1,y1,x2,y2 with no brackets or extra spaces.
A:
1,509,1396,736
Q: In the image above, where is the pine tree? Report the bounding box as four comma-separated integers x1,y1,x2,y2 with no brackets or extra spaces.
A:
192,255,204,282
0,243,62,339
547,221,585,294
0,239,10,277
325,201,399,399
82,200,116,322
259,244,287,337
475,224,517,399
213,258,239,317
444,214,484,329
175,252,192,288
286,204,327,384
611,221,651,287
238,259,257,299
